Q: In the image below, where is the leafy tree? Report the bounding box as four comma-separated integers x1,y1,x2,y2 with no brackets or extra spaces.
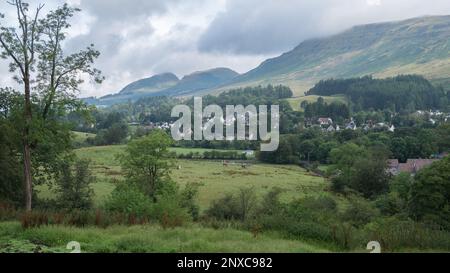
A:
330,144,389,198
307,75,445,112
55,159,94,210
118,130,175,201
180,183,200,220
104,182,153,217
0,1,102,210
351,147,390,198
95,122,128,145
0,119,23,206
409,157,450,230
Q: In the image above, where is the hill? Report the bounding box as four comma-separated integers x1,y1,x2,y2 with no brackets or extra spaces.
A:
161,67,239,97
224,15,450,96
90,68,239,105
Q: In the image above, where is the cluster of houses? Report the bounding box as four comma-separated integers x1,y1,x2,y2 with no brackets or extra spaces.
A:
415,110,450,125
129,121,172,131
310,117,395,133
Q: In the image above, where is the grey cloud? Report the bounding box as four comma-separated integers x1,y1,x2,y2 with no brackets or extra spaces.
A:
78,0,178,21
198,0,450,55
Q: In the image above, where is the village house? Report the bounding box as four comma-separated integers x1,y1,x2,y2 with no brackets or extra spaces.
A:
318,117,333,126
345,120,357,130
388,158,440,176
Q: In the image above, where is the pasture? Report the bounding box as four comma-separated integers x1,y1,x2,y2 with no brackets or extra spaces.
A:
37,145,331,210
286,95,348,111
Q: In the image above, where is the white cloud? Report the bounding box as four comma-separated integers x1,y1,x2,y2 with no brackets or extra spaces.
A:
366,0,381,6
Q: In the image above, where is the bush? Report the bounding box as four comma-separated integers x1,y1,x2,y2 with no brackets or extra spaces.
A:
341,198,379,228
0,202,18,221
363,217,450,251
180,183,200,221
206,188,257,222
206,194,241,221
21,211,49,229
150,195,190,228
55,159,95,210
65,209,93,227
103,183,153,218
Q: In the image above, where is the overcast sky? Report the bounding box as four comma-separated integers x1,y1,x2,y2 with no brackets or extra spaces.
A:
1,0,450,97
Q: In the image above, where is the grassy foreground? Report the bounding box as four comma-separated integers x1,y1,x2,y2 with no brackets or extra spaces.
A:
0,222,330,253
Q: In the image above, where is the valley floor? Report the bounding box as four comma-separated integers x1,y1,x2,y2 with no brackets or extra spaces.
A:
37,145,335,210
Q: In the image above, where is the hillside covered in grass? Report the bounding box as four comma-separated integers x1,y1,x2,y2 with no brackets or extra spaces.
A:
225,15,450,96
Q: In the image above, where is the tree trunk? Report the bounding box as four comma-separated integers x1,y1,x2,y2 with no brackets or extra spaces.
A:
23,142,32,211
23,77,33,211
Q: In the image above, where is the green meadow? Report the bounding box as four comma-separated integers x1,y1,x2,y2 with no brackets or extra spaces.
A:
38,145,331,210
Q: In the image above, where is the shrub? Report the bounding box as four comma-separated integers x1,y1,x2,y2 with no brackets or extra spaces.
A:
341,198,379,228
55,159,95,210
0,202,18,221
206,188,257,222
302,196,338,213
206,194,241,221
180,183,200,221
257,187,283,216
364,217,450,251
21,211,49,229
65,209,93,227
150,195,190,228
103,183,153,218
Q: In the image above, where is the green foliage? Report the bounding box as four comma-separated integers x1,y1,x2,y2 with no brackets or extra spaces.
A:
330,144,390,198
0,1,102,210
150,195,191,229
304,97,350,122
180,183,201,221
341,198,379,228
0,222,329,253
103,183,153,218
94,122,128,145
307,75,445,112
0,120,23,207
118,130,175,200
206,194,242,221
409,157,450,230
55,159,95,210
206,188,257,222
364,217,450,251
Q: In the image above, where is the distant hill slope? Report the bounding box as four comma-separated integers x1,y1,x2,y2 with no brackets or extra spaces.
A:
119,73,179,95
161,68,239,97
97,73,179,105
92,68,239,105
222,15,450,96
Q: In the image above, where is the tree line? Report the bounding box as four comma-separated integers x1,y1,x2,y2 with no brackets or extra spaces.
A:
306,75,447,112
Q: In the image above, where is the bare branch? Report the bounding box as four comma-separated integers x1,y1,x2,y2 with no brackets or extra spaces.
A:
29,3,44,63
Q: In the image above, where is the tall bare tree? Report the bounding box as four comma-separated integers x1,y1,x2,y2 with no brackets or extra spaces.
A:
0,1,102,211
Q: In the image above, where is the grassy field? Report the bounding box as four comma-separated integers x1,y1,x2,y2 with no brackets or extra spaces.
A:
0,222,331,253
36,145,331,210
71,131,96,144
286,95,348,111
